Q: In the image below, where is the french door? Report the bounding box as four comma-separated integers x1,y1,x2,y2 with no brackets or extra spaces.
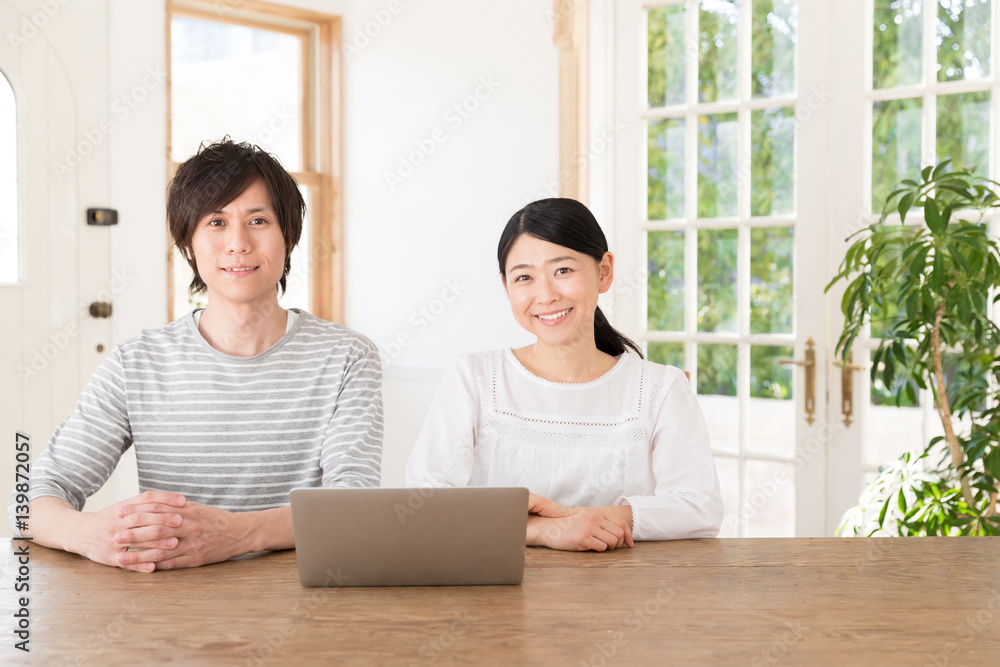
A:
597,0,869,536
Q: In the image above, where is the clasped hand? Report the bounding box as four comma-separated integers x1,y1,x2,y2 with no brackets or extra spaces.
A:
527,493,634,552
82,490,250,572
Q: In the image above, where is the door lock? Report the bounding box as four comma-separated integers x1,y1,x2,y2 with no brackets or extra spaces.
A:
89,301,112,318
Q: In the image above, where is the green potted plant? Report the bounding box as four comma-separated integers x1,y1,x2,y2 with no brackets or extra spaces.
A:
829,161,1000,536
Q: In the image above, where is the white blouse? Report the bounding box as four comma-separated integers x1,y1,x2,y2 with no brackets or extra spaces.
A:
405,349,723,540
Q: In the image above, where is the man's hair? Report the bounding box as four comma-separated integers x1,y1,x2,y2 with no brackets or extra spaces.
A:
167,138,305,295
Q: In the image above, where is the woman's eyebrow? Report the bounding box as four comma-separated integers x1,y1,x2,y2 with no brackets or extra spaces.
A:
508,256,579,272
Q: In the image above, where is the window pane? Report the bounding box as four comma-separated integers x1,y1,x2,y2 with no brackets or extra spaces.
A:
0,70,17,283
278,184,311,312
648,119,685,220
872,97,923,212
873,0,924,89
698,113,739,218
937,0,992,82
745,460,795,536
698,344,739,455
936,91,990,175
699,0,740,103
698,229,737,333
748,345,794,458
752,0,797,98
647,231,685,331
867,401,923,467
698,343,738,396
648,4,687,107
750,226,793,334
648,342,685,368
751,107,795,216
171,16,302,170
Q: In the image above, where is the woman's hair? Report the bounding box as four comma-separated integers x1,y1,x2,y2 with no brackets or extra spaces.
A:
497,198,643,358
167,138,305,295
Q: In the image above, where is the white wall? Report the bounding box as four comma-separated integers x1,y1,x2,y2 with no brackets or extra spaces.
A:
106,0,559,491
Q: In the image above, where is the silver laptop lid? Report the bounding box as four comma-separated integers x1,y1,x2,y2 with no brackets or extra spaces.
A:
290,487,529,587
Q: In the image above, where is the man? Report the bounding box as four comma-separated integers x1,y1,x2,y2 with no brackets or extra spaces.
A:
11,139,383,571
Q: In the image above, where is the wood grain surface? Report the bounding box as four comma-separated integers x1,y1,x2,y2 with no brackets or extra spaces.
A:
1,537,998,665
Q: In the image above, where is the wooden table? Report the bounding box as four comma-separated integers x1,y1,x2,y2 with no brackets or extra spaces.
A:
1,537,998,665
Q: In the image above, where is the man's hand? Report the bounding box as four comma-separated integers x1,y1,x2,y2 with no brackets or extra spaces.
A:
116,501,254,571
527,506,634,552
53,490,188,573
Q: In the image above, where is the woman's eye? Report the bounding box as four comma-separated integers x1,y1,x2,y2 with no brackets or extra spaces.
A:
514,274,530,282
555,267,571,275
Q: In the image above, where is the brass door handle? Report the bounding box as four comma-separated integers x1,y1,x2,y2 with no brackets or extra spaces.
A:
833,352,867,427
778,337,816,425
89,301,113,319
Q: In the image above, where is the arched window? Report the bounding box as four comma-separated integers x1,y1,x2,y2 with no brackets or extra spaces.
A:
0,69,17,283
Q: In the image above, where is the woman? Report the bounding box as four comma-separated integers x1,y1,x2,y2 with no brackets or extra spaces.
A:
14,139,383,571
406,198,722,551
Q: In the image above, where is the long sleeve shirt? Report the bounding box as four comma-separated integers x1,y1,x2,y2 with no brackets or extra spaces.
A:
10,308,383,530
405,349,722,540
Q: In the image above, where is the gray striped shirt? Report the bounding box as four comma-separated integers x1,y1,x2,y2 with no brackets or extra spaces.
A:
12,309,383,525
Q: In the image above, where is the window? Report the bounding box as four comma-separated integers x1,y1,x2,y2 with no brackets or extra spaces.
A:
166,0,341,321
639,0,800,537
0,69,18,283
864,0,994,481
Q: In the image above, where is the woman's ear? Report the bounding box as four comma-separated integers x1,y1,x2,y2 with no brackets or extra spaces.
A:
598,251,614,294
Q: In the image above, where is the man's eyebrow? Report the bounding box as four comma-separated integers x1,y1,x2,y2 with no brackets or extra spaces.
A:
212,205,273,215
507,256,578,272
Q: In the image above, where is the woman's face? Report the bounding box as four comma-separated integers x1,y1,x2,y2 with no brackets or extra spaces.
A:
502,234,613,349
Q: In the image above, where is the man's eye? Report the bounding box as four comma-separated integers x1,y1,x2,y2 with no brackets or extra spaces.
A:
250,218,268,225
208,219,225,227
514,275,530,282
555,267,571,275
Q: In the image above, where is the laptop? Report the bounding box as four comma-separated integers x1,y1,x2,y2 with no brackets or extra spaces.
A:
290,487,529,587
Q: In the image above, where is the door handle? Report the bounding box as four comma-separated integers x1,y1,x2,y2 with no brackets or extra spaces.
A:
833,352,867,427
89,301,112,318
778,337,816,425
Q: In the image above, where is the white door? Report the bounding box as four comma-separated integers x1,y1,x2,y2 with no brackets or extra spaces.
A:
827,0,999,533
0,0,116,537
608,0,832,536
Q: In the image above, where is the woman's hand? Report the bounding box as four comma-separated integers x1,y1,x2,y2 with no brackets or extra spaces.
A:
528,492,574,518
527,505,634,552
